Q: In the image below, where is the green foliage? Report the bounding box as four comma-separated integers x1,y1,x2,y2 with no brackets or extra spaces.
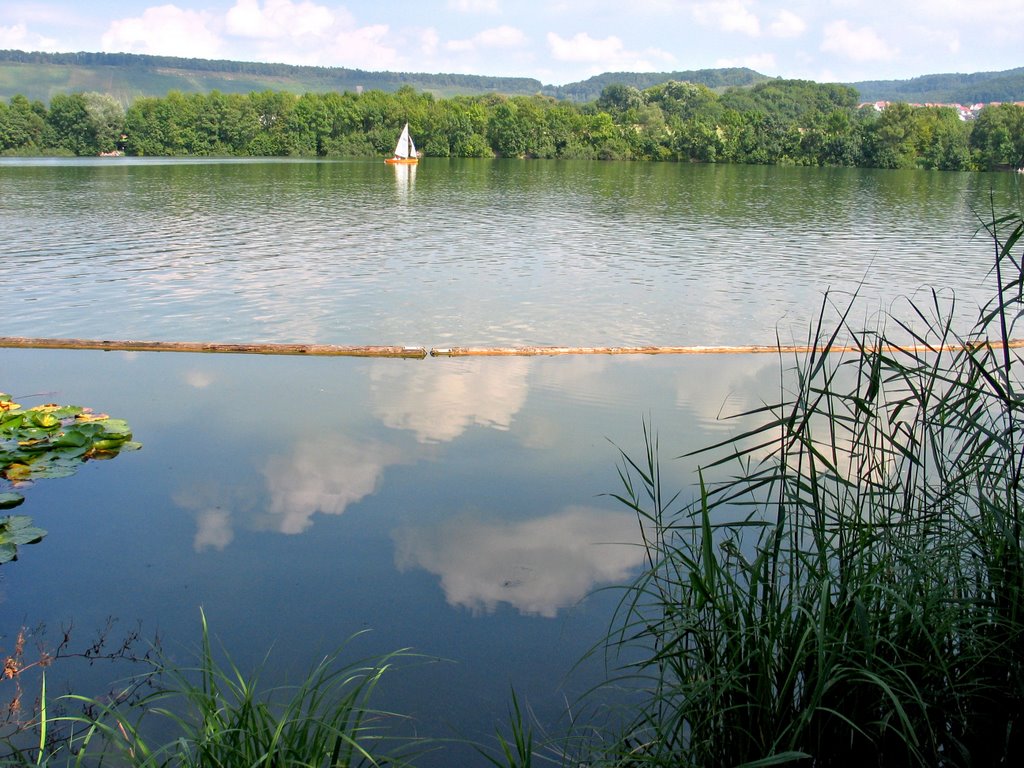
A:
568,209,1024,766
862,101,920,168
478,689,534,768
42,611,421,767
81,91,125,153
549,68,770,102
971,103,1024,169
0,95,45,154
3,70,1022,168
44,93,93,155
0,391,139,562
0,516,46,564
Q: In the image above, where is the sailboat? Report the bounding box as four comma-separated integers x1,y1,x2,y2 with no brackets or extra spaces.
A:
385,123,419,164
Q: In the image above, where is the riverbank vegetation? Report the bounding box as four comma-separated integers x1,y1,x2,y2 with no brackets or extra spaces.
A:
2,79,1022,169
564,206,1024,765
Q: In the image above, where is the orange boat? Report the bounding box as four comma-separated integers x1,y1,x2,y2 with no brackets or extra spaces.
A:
385,123,419,164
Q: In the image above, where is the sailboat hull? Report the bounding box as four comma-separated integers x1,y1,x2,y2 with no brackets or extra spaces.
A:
385,157,419,164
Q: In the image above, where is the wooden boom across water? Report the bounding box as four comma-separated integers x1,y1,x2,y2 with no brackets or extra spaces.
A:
430,340,1024,356
0,337,428,358
2,337,1023,358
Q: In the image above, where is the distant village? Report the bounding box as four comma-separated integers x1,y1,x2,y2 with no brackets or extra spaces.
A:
860,101,1024,120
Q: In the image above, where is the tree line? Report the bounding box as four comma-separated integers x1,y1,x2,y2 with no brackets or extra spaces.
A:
1,79,1022,170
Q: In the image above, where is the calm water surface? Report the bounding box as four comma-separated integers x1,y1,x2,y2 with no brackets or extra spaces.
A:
0,159,1020,765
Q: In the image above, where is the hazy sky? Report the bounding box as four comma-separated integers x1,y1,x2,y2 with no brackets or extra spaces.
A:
1,0,1021,86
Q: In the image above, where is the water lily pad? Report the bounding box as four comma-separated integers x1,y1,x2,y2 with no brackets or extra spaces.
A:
2,393,140,560
100,419,133,438
0,514,47,563
0,492,24,510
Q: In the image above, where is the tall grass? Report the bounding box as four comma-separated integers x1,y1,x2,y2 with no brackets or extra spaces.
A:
589,207,1024,766
28,611,421,767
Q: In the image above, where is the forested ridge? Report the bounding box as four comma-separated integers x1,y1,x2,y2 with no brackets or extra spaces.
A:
4,49,1024,104
2,78,1022,170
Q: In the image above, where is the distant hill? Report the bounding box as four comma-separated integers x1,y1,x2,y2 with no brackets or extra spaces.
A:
540,68,770,101
850,67,1024,104
0,49,769,105
0,49,545,103
2,49,1023,107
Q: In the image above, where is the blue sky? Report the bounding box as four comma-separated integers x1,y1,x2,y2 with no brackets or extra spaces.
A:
0,1,1021,86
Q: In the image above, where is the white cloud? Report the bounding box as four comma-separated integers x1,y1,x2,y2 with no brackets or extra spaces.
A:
328,24,398,70
547,31,624,62
394,506,646,617
768,9,806,38
821,20,898,63
225,0,335,40
0,23,58,51
447,25,527,53
420,27,440,56
101,5,223,58
447,0,500,13
546,31,675,71
913,0,1024,24
691,0,761,37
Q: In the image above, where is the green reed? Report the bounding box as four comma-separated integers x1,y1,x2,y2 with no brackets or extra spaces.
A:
28,610,420,768
583,207,1024,766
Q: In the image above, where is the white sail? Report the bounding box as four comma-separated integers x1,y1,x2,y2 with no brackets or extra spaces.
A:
393,123,411,159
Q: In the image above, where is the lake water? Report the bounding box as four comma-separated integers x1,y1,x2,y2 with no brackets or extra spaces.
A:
0,158,1020,765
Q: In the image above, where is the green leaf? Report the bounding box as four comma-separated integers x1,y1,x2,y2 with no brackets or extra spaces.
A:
25,411,60,430
0,515,47,545
51,430,90,448
0,515,47,562
0,493,25,510
99,419,133,438
0,542,16,564
24,463,78,479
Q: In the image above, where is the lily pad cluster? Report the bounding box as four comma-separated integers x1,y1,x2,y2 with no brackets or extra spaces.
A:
1,391,140,563
0,515,47,564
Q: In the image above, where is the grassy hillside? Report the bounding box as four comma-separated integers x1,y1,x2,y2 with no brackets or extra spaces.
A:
2,49,1023,106
0,50,546,103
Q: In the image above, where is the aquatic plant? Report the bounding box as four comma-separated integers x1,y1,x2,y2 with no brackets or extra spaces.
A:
583,206,1024,766
35,611,422,768
0,515,47,565
0,392,139,561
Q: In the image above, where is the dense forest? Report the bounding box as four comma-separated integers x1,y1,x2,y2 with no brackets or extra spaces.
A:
2,78,1023,170
851,66,1024,105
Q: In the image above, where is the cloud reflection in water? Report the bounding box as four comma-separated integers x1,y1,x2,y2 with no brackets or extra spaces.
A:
261,438,404,534
393,505,645,618
370,358,530,443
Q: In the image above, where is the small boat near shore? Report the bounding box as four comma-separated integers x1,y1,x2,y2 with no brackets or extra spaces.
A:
385,123,419,164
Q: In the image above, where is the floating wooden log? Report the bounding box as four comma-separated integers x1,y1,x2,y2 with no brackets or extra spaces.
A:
0,337,428,359
430,340,1024,357
3,337,1020,360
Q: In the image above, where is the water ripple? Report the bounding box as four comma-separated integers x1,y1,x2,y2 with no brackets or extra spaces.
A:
0,158,1012,348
